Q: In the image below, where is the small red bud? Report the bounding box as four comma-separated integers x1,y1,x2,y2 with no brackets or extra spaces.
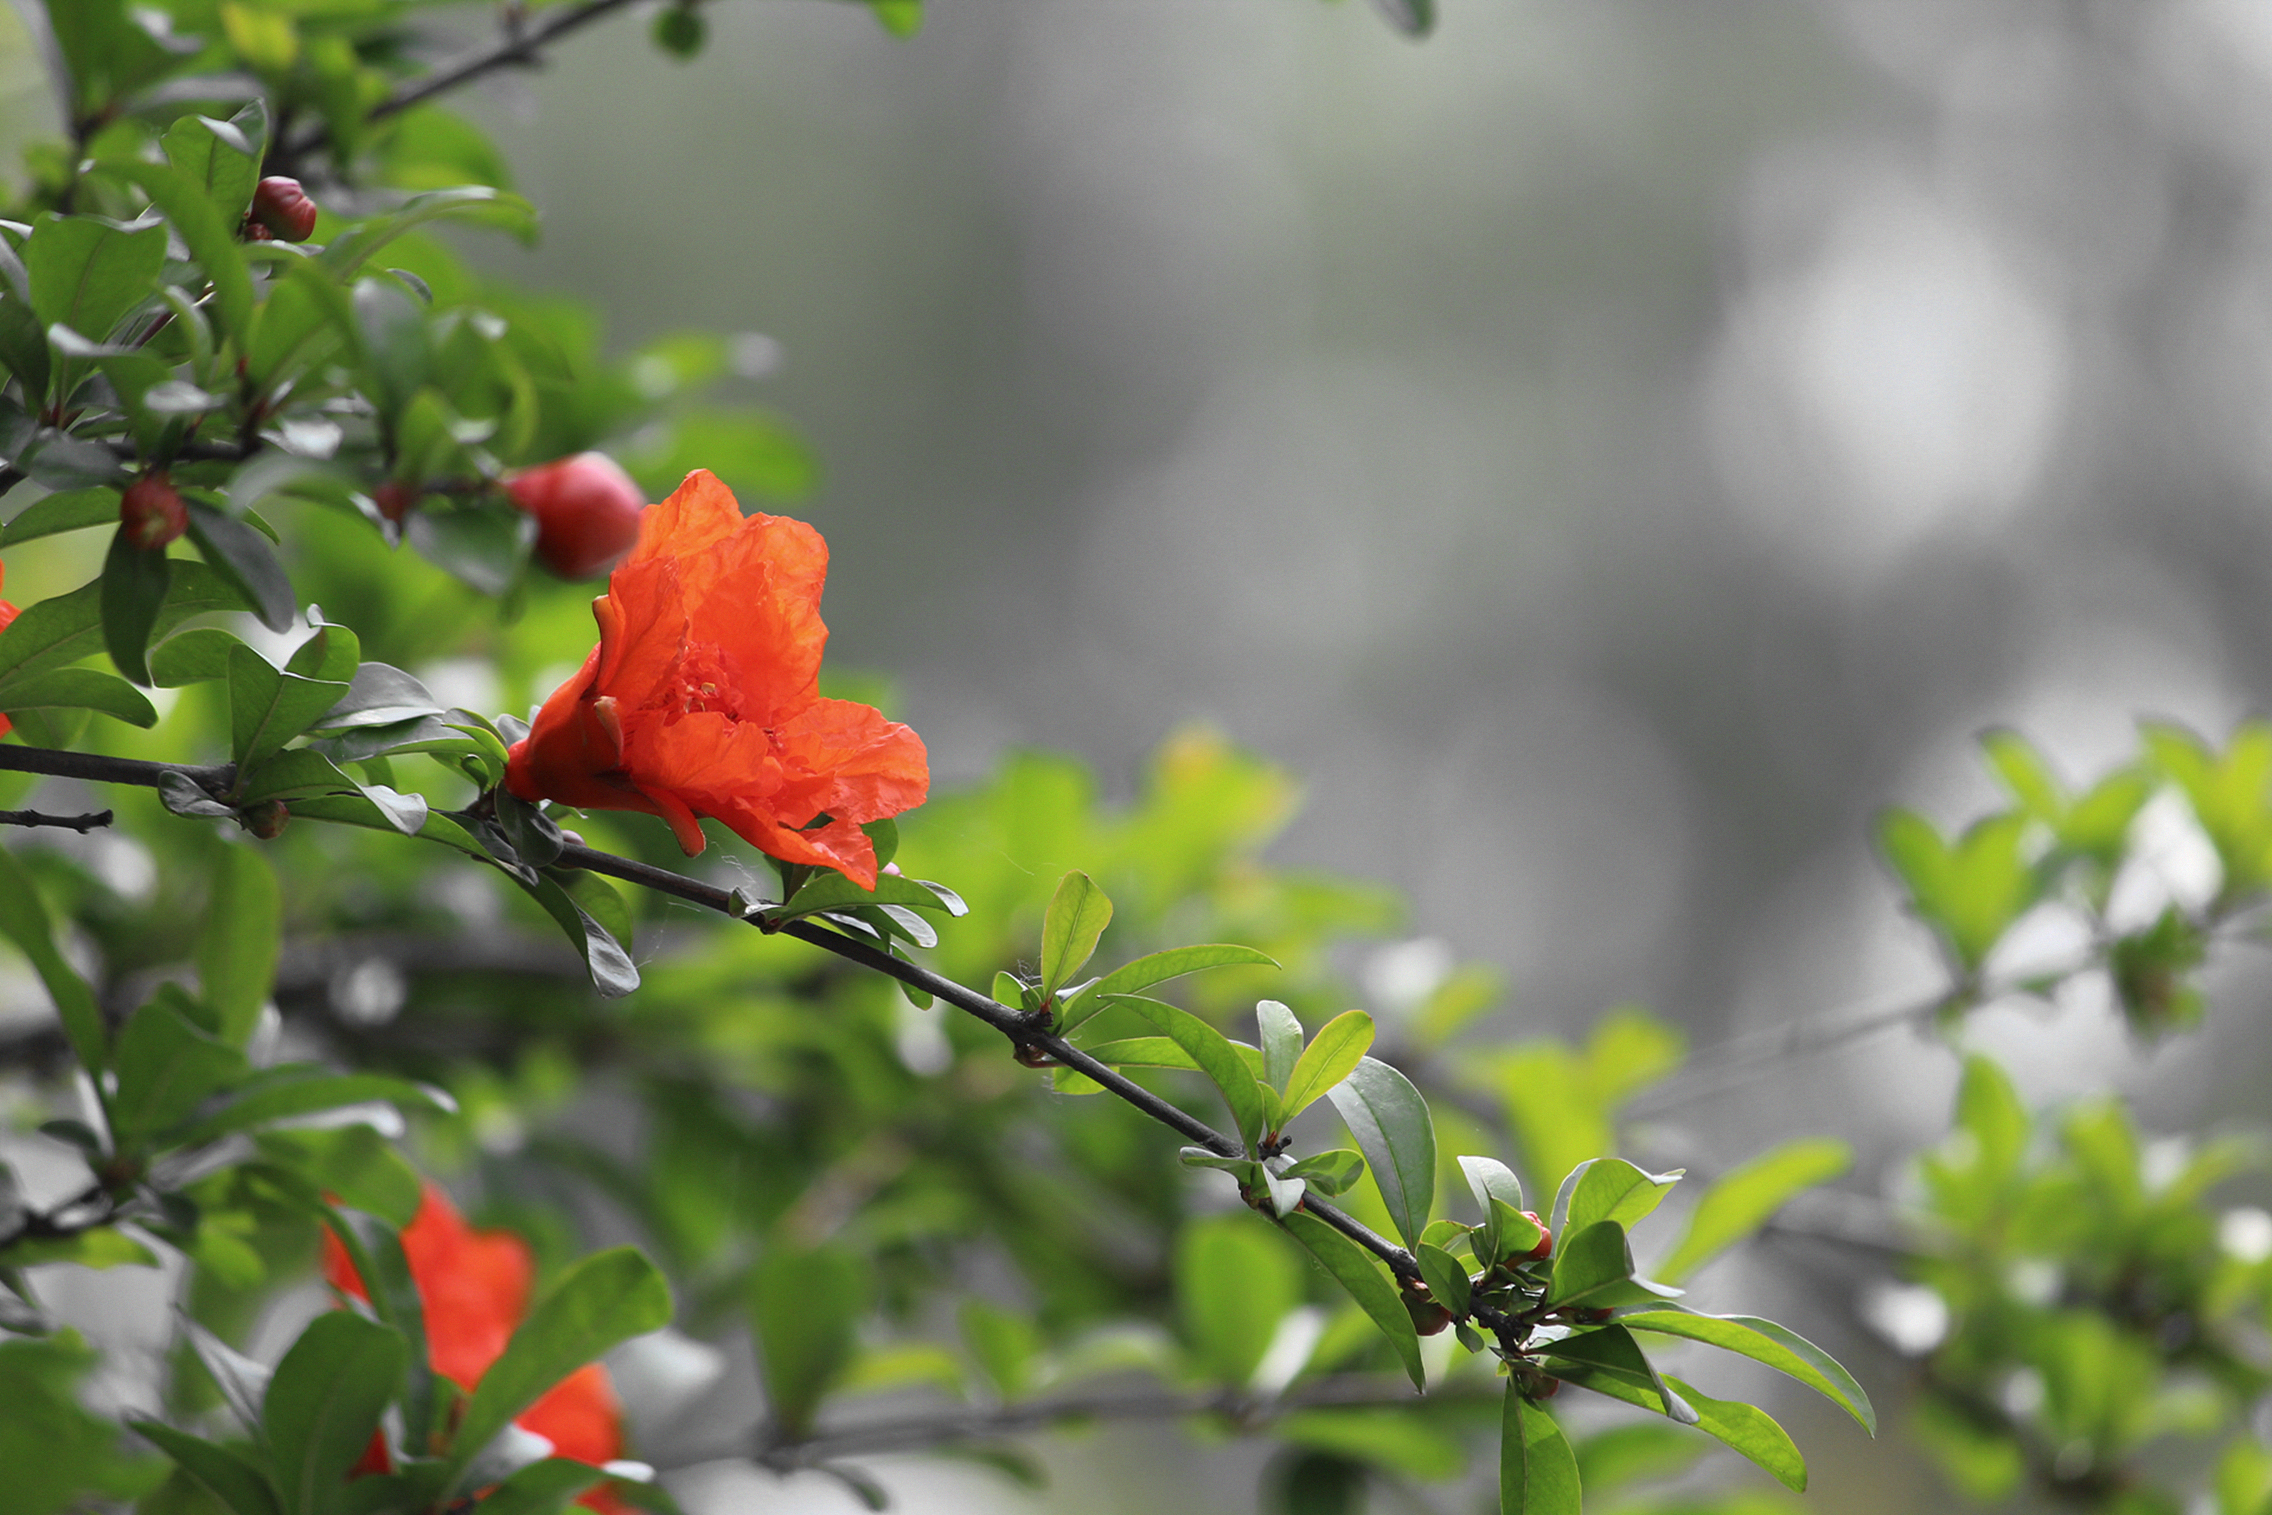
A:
372,482,418,524
250,176,318,242
1404,1297,1452,1336
239,800,290,839
1522,1211,1553,1262
120,473,187,550
504,453,646,578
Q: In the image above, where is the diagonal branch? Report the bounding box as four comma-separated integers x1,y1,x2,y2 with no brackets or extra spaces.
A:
279,0,647,163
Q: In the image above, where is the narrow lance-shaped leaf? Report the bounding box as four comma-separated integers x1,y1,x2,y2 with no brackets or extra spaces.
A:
130,1423,282,1515
1279,1211,1424,1391
198,846,281,1049
1460,1156,1526,1264
1652,1138,1852,1286
1257,999,1303,1092
101,530,172,686
1040,870,1113,998
1562,1158,1682,1239
1116,995,1268,1154
0,843,104,1074
445,1248,671,1496
1620,1308,1875,1434
1052,942,1277,1036
1327,1056,1435,1249
1501,1387,1582,1515
1281,1010,1375,1121
263,1311,408,1515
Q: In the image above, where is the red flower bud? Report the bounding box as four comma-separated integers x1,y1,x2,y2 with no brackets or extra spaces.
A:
120,473,187,550
505,453,646,579
239,800,290,839
1521,1210,1553,1262
372,482,418,524
250,176,318,242
1404,1298,1453,1336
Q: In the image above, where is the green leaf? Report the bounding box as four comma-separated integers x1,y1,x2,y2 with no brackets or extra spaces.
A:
1501,1387,1582,1515
0,560,252,692
1040,870,1113,997
1877,808,2036,972
1548,1364,1805,1491
761,869,965,927
1621,1309,1875,1434
1076,1036,1268,1081
1415,1242,1471,1316
1538,1324,1693,1422
958,1299,1040,1402
318,188,539,277
521,870,639,999
448,1248,671,1493
1325,1056,1436,1249
174,1068,453,1148
1279,1211,1424,1391
320,1205,434,1451
1257,999,1303,1092
475,1459,610,1515
0,843,103,1073
111,991,246,1150
1544,1221,1664,1310
1053,942,1277,1036
264,1311,407,1515
1177,1213,1300,1387
1561,1159,1681,1240
254,1127,423,1227
1459,1156,1527,1265
1281,1010,1375,1121
91,160,254,345
235,749,358,805
1281,1148,1367,1197
101,530,172,686
2,1225,156,1269
159,112,262,226
1,487,117,546
1652,1138,1852,1285
186,503,296,633
131,1423,281,1515
1115,995,1267,1153
308,663,443,731
24,212,166,349
0,666,156,726
749,1243,868,1441
229,644,351,772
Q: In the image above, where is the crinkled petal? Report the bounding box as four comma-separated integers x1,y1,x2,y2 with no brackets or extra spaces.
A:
766,698,930,826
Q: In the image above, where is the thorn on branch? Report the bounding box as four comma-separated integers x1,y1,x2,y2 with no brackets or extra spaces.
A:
0,808,113,833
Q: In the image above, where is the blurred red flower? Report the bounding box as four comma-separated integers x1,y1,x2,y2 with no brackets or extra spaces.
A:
323,1183,626,1513
503,468,928,888
0,565,18,742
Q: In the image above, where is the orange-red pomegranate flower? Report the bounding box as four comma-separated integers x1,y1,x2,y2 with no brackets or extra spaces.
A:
503,470,927,889
323,1184,626,1513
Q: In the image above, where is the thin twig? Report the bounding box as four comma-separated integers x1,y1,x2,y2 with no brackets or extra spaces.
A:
279,0,647,162
0,808,111,832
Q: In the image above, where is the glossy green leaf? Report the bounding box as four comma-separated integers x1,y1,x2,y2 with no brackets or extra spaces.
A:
264,1311,407,1515
1281,1010,1376,1121
1040,870,1113,996
1115,995,1267,1153
1257,999,1303,1092
229,644,350,771
1561,1158,1681,1240
1538,1324,1692,1422
1621,1308,1875,1433
1415,1242,1471,1316
1325,1056,1435,1249
318,188,540,277
1501,1387,1581,1515
318,1205,434,1451
0,666,156,726
0,560,249,692
1279,1211,1424,1391
1,487,116,546
1547,1364,1805,1491
1053,942,1277,1036
24,212,165,349
186,503,296,633
448,1248,670,1492
1546,1221,1644,1310
1078,1036,1267,1078
522,871,639,998
1653,1138,1851,1285
1282,1148,1367,1196
1459,1156,1527,1264
93,160,253,344
100,531,171,686
159,111,262,225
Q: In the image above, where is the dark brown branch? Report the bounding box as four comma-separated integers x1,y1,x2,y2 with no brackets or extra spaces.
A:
0,808,111,832
280,0,646,162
